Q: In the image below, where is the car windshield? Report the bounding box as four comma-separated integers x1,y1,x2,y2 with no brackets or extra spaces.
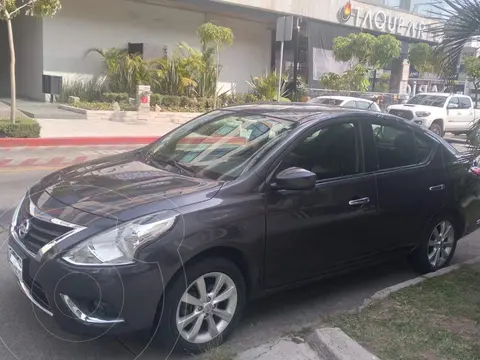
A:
406,94,448,107
144,110,297,181
310,98,343,105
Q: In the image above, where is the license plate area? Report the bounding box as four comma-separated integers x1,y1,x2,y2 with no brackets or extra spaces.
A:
8,246,23,281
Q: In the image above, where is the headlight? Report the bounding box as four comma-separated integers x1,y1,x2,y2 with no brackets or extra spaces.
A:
415,111,431,117
63,211,177,266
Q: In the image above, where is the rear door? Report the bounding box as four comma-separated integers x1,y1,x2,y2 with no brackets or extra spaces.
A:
361,116,448,252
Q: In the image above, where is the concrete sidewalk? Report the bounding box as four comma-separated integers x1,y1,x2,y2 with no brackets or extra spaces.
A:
0,118,182,147
36,118,179,138
0,101,28,119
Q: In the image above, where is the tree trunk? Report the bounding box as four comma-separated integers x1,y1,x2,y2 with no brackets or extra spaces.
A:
475,83,479,108
6,16,16,124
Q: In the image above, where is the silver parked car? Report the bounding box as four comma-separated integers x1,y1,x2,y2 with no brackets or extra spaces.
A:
308,95,381,112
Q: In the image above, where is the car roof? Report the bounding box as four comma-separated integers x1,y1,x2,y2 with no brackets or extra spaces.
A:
220,102,376,122
313,95,373,102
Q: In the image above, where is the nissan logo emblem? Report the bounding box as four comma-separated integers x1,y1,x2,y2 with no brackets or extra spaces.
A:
17,219,31,239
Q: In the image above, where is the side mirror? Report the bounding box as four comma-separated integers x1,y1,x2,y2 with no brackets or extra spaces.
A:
275,167,316,190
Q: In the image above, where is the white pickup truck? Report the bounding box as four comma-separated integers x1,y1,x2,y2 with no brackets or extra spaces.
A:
387,93,479,137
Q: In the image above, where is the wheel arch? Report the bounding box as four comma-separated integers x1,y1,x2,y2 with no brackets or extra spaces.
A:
153,246,256,328
431,118,444,130
435,207,466,240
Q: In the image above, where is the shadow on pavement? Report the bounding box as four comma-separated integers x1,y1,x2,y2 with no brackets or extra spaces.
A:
118,258,417,359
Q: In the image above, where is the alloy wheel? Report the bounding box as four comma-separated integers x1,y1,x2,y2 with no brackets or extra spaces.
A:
176,272,238,344
427,220,455,268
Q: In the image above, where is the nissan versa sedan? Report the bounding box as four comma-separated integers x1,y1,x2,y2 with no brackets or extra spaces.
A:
8,104,480,352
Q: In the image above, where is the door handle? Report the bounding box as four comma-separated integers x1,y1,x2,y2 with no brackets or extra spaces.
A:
429,184,445,191
349,197,370,206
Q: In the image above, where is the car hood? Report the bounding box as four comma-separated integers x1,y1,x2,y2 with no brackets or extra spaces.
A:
389,104,441,112
33,151,222,222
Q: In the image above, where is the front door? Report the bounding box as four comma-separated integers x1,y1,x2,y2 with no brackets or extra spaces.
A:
264,120,379,288
362,117,447,251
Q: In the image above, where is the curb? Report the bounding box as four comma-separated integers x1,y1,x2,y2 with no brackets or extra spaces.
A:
308,328,379,360
308,257,480,360
358,256,480,312
0,136,159,147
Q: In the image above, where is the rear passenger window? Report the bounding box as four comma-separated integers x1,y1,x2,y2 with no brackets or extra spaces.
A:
344,101,357,108
371,124,422,170
414,132,435,163
356,101,371,109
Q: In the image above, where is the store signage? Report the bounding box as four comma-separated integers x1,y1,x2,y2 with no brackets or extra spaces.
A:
338,1,438,42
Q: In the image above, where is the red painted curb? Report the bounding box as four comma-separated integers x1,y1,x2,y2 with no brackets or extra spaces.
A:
0,137,159,147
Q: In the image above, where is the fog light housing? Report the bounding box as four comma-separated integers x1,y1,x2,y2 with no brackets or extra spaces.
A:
60,294,124,324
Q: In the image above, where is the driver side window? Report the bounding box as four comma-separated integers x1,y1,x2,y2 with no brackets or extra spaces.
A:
279,122,361,181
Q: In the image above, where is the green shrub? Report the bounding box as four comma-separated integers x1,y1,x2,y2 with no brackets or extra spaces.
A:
218,93,239,107
71,101,113,110
179,95,193,107
197,97,214,109
70,101,136,111
0,118,41,138
151,94,163,107
161,95,181,107
60,78,106,103
102,93,129,102
247,72,289,101
244,93,261,103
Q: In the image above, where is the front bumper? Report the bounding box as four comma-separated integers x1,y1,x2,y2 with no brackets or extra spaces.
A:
412,118,428,126
8,233,164,336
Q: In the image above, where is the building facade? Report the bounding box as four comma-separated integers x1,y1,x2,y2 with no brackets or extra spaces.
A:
0,0,438,101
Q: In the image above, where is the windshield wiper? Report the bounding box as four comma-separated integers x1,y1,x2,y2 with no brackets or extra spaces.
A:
149,156,197,177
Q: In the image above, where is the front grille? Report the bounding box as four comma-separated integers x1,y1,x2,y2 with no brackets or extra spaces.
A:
16,199,73,254
389,109,414,120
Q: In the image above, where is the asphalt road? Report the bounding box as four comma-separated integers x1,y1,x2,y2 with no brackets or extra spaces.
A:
0,141,479,360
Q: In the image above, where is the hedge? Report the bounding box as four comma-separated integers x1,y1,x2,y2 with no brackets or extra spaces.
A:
0,118,41,138
151,94,214,111
102,93,129,102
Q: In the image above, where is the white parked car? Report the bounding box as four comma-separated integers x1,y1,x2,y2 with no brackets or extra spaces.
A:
387,93,480,137
308,96,381,112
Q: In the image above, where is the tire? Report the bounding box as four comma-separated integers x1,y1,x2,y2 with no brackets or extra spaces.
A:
429,123,443,137
408,215,458,274
157,257,246,353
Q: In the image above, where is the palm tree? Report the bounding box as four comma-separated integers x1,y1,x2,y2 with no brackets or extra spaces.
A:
431,0,480,71
433,0,480,155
